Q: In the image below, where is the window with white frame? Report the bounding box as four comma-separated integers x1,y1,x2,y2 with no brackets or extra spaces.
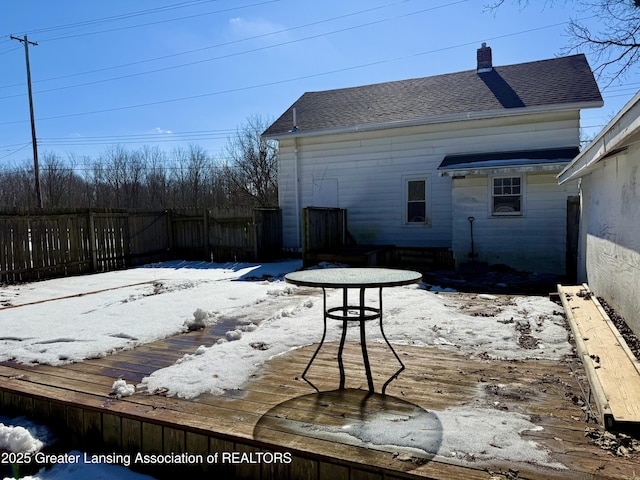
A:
406,179,427,223
491,175,523,215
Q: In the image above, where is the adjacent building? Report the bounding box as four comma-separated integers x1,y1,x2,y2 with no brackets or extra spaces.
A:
558,90,640,334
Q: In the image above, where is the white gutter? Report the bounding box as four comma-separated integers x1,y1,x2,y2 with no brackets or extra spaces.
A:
263,101,603,141
440,162,569,177
558,90,640,184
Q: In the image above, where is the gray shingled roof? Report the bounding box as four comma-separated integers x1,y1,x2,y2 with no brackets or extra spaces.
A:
263,54,602,137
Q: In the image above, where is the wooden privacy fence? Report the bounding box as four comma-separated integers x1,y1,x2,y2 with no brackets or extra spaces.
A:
169,207,282,262
0,207,281,283
302,207,347,254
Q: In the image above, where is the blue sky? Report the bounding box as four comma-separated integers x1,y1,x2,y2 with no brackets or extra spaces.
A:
1,0,639,166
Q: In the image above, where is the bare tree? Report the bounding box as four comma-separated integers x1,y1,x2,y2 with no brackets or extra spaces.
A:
40,153,65,207
170,147,191,207
487,0,640,84
122,149,145,208
0,122,278,210
140,145,168,209
222,115,278,207
98,145,127,208
69,153,95,207
40,152,86,208
0,161,33,208
187,144,210,208
88,156,109,207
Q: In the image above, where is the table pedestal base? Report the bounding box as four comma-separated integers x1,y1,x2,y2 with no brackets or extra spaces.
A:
301,287,405,395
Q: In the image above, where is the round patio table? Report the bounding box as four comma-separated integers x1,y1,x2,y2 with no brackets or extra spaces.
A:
284,267,422,394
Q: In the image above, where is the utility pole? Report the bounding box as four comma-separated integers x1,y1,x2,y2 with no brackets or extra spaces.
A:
11,34,42,209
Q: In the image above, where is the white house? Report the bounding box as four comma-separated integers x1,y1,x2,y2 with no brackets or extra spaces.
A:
558,90,640,335
263,45,603,275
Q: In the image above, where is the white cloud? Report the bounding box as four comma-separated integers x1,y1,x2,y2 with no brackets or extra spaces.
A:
151,127,173,134
228,17,284,37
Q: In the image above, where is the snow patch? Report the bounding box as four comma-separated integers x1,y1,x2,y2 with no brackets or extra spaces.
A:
0,423,43,453
225,329,242,341
184,308,210,330
110,379,135,398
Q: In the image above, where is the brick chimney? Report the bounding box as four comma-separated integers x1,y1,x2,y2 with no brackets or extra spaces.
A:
477,43,492,73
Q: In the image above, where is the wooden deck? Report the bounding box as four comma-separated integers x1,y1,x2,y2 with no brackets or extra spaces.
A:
2,305,640,479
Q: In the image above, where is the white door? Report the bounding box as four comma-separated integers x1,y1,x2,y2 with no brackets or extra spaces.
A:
312,178,338,207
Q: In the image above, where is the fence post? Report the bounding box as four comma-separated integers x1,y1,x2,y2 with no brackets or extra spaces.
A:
126,211,132,267
165,209,174,255
252,209,259,261
87,210,98,272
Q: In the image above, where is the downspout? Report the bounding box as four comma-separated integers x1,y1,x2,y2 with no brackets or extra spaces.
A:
577,178,588,283
294,137,301,251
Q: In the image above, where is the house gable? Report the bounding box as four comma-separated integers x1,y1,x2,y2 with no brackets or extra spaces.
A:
264,54,602,139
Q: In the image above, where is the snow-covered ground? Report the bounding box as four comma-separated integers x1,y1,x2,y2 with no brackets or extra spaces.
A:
0,260,573,475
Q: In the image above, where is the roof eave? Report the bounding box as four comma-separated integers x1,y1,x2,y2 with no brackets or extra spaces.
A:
558,91,640,184
263,101,604,141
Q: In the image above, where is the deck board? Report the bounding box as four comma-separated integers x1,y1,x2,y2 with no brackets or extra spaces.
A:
558,284,640,427
2,322,640,479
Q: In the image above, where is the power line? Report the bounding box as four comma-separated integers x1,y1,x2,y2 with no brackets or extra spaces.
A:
0,17,580,127
41,128,236,140
0,141,33,149
38,0,281,43
0,158,233,175
0,0,427,92
0,45,22,56
0,1,279,60
1,4,626,163
3,0,218,39
38,129,237,147
0,143,31,161
2,1,472,101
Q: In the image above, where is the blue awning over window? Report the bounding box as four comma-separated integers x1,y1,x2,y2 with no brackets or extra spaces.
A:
438,147,579,172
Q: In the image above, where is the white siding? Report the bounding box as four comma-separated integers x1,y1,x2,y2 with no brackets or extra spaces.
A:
298,137,451,246
277,140,300,249
451,173,578,273
580,147,640,336
277,111,581,253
